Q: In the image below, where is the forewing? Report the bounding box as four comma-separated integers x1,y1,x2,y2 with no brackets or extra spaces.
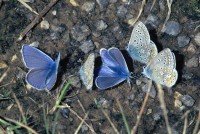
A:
126,21,157,64
79,53,95,90
108,47,129,75
26,69,50,90
21,45,54,69
149,48,176,69
100,48,119,68
95,66,127,90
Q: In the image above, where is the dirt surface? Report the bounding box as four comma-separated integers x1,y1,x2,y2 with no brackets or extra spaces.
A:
0,0,200,134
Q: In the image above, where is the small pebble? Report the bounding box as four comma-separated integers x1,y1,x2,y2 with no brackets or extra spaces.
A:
96,0,109,9
50,32,61,40
60,108,70,118
96,20,108,31
52,10,57,16
177,35,190,47
79,40,95,54
71,23,91,42
117,5,128,17
142,84,156,98
81,1,95,12
98,98,111,108
81,124,89,133
128,94,135,101
180,95,195,107
162,21,182,36
136,79,142,86
187,43,196,54
40,20,50,30
110,0,117,3
194,33,200,46
185,56,198,68
29,41,39,47
145,14,160,28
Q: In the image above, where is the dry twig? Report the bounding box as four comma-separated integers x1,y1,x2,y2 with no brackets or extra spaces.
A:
18,0,59,41
131,80,152,134
128,0,146,26
74,112,89,134
101,109,120,134
156,83,172,134
161,0,173,32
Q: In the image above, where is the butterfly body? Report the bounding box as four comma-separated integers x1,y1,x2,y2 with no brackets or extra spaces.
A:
21,45,60,90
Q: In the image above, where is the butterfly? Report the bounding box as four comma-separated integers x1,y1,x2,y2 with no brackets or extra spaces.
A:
79,53,95,90
126,21,178,87
21,45,60,90
95,47,131,90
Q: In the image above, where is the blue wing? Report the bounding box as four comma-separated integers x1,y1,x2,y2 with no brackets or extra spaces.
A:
26,53,60,90
100,47,129,75
21,45,54,69
108,47,129,75
95,66,128,90
26,69,50,90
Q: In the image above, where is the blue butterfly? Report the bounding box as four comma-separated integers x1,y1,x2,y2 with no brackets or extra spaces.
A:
95,47,131,90
21,45,60,90
126,21,178,87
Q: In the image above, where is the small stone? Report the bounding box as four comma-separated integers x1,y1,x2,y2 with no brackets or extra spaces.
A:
110,0,117,3
174,99,182,108
29,41,39,47
145,14,160,28
136,79,142,85
60,108,70,118
194,33,200,46
185,56,198,68
162,21,182,36
128,94,135,101
96,0,109,9
79,40,95,54
177,35,190,47
81,1,95,12
71,23,91,42
51,24,67,33
50,32,61,40
40,20,50,30
142,84,156,98
112,24,125,40
180,95,195,107
81,124,89,133
187,43,196,54
98,98,110,108
182,72,193,80
52,10,57,16
96,20,108,31
117,5,127,17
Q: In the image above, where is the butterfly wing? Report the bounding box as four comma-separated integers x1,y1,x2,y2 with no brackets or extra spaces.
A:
126,21,158,64
26,68,51,90
95,65,127,90
21,45,54,69
100,47,129,76
148,48,176,69
108,47,129,75
143,48,178,87
79,53,95,90
150,67,178,87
